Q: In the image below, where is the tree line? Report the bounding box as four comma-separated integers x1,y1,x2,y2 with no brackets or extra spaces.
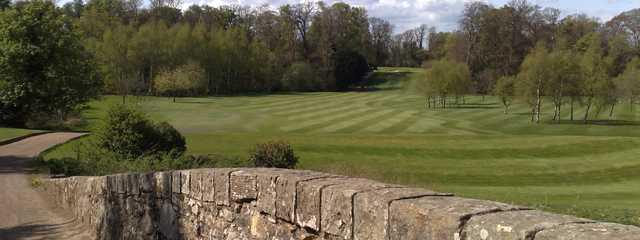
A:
416,0,640,123
57,0,426,99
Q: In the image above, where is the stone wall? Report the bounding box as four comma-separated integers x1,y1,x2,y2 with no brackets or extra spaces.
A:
43,168,640,240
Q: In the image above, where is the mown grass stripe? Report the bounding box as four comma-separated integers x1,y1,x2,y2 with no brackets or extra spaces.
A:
272,93,383,116
361,111,418,132
317,109,396,133
254,92,370,113
335,110,402,133
280,107,373,132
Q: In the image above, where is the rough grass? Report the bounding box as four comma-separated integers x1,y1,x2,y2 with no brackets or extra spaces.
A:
42,67,640,225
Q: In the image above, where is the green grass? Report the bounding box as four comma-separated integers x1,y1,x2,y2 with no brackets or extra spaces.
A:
0,127,42,143
43,67,640,225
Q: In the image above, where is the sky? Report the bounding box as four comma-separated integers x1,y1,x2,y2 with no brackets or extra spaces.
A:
179,0,640,32
61,0,640,32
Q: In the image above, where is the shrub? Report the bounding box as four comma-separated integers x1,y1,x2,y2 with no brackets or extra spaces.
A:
249,141,298,169
281,62,323,91
97,104,186,157
333,49,370,90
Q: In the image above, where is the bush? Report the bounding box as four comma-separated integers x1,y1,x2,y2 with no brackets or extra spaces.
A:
249,141,298,169
97,104,186,157
281,62,324,91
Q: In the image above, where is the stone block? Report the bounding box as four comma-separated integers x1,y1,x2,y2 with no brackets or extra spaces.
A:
201,170,216,202
189,170,204,200
321,179,394,239
116,174,127,194
256,170,280,216
353,187,451,240
180,170,191,195
231,169,259,202
126,174,140,196
214,168,236,206
462,210,591,240
139,173,155,193
276,170,333,223
296,177,350,231
535,222,640,240
171,171,181,194
154,172,172,198
389,196,523,240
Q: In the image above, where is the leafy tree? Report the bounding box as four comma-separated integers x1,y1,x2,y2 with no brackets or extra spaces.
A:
517,43,551,123
579,33,613,123
0,0,10,11
418,60,471,108
0,1,100,125
614,57,640,111
494,76,516,114
333,49,370,90
154,62,207,102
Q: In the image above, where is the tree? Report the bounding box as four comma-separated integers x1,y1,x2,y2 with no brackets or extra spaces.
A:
578,33,612,123
96,23,137,103
614,57,640,111
333,50,370,90
0,0,9,11
0,1,100,125
517,43,551,123
154,62,207,102
418,60,471,108
494,76,516,114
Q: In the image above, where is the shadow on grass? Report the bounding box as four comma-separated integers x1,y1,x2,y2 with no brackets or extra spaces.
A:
552,119,640,126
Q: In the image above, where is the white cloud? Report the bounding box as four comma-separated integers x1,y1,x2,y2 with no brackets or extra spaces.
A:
182,0,478,32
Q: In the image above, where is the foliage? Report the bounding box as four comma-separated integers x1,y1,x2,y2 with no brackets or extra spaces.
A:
417,60,471,108
494,76,516,114
0,1,101,126
249,141,298,169
154,62,207,101
281,62,324,91
333,49,370,90
96,104,186,157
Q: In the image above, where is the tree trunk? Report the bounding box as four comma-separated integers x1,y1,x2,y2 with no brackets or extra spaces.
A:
535,86,541,124
609,102,616,120
570,97,574,121
583,98,592,124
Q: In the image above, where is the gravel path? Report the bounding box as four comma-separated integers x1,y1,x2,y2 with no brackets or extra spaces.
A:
0,132,91,240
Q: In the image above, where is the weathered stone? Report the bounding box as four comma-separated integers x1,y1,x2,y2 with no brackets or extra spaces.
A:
180,170,191,195
296,177,351,231
277,170,333,223
171,171,181,194
189,170,204,200
42,169,640,240
256,170,280,216
125,174,139,196
389,196,523,240
462,210,592,240
139,173,154,193
116,174,127,194
154,172,172,198
231,169,258,202
353,187,451,240
214,168,236,206
321,179,394,239
535,222,640,240
201,170,216,202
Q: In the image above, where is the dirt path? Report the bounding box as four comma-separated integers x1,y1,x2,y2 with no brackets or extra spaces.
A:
0,132,91,240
